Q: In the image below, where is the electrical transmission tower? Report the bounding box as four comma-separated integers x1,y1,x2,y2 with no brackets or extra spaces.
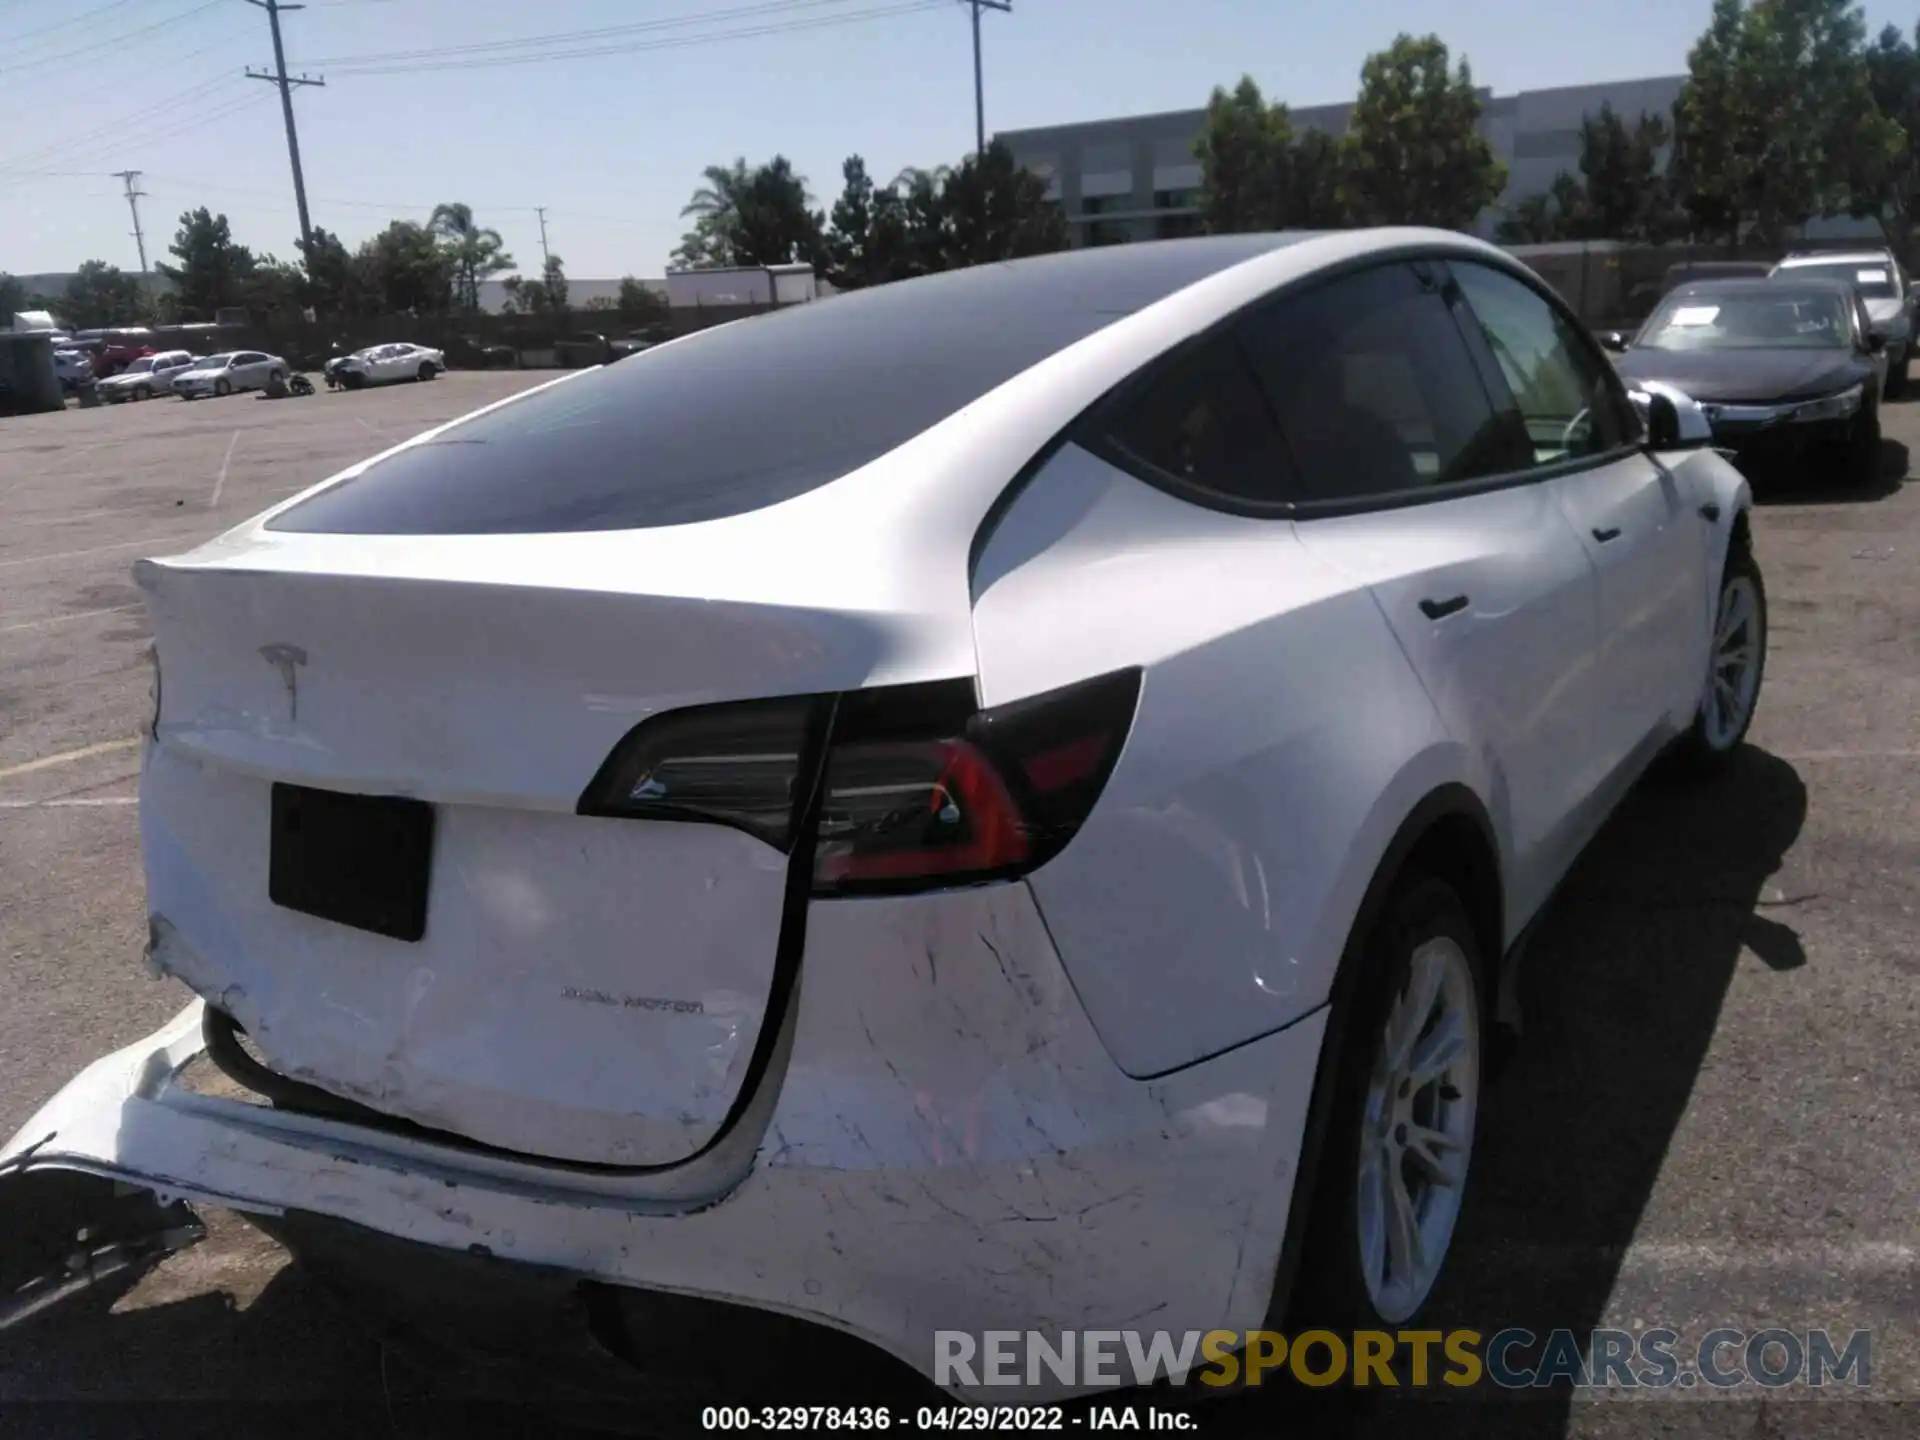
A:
113,170,149,273
245,0,324,260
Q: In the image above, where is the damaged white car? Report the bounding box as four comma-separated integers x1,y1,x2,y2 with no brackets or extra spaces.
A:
2,230,1763,1398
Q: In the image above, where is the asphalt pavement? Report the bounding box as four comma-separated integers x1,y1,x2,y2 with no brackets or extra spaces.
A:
0,373,1916,1438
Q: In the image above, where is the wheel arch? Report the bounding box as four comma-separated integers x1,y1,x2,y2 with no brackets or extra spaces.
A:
1261,780,1503,1328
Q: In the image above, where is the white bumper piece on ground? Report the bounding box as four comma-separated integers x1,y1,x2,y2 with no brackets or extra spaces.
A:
1,882,1327,1400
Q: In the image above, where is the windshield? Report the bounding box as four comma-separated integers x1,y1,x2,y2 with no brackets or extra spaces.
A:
122,358,155,374
1637,291,1852,351
1781,261,1899,300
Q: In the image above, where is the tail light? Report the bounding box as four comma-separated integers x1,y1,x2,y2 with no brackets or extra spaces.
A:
579,669,1141,895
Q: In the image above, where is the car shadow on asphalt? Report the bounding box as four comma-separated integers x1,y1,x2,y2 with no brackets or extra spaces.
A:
1749,438,1907,506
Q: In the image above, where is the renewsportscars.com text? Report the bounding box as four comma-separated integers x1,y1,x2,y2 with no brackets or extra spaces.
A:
935,1327,1872,1390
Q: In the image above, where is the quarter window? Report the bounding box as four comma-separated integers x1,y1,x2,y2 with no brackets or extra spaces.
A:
1235,262,1524,504
1098,336,1296,504
1449,261,1635,465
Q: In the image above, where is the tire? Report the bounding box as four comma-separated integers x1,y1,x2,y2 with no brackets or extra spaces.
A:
1287,874,1485,1331
1848,395,1882,485
1890,354,1910,400
344,372,366,391
213,378,231,397
134,385,151,402
180,392,198,402
1673,539,1767,773
268,369,284,387
417,362,437,381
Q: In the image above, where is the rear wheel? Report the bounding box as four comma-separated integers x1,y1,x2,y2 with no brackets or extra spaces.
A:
1288,874,1484,1329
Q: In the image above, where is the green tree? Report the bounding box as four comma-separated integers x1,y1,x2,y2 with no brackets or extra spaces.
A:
1192,78,1353,232
241,255,308,320
1855,21,1920,239
1341,34,1506,229
1495,193,1563,243
62,260,148,328
1193,76,1295,231
155,208,256,317
822,154,913,288
1572,104,1681,240
616,275,668,324
357,221,453,315
1673,0,1901,247
940,140,1068,267
0,272,28,321
428,202,515,311
298,226,369,318
672,156,822,269
541,253,568,311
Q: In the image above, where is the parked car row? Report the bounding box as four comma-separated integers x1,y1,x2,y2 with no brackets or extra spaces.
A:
64,342,452,406
1598,245,1911,485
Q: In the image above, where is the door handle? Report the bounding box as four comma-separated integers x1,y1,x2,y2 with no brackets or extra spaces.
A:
1699,502,1721,521
1592,526,1622,543
1419,595,1469,621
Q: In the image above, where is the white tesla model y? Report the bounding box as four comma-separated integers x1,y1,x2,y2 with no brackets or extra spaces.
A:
4,229,1763,1395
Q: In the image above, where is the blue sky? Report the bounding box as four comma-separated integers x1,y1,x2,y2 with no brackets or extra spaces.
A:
1,0,1911,280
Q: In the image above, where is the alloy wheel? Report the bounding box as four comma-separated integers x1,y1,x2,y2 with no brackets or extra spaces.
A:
1702,575,1762,751
1356,936,1479,1324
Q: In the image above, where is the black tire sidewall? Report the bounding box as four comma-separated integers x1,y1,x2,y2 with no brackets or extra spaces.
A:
1286,874,1486,1333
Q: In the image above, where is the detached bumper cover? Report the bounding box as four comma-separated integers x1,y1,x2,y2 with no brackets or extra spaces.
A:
0,884,1327,1400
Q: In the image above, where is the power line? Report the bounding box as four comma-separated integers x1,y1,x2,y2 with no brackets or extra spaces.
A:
301,0,879,66
244,0,323,262
0,0,145,50
0,74,240,175
113,169,149,272
315,0,949,76
0,0,225,78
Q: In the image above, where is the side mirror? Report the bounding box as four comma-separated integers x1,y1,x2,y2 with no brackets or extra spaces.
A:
1599,331,1629,354
1631,382,1715,450
1868,332,1887,353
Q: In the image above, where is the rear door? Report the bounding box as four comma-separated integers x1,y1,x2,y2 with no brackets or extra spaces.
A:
1448,259,1709,776
1239,260,1604,925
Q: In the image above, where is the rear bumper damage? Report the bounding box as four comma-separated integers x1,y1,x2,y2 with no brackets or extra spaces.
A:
1,883,1326,1401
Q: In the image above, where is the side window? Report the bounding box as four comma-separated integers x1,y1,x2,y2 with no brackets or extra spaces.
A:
1235,261,1524,505
1096,334,1298,505
1449,261,1636,465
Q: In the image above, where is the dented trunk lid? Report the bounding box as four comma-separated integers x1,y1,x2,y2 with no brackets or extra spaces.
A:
135,517,976,1168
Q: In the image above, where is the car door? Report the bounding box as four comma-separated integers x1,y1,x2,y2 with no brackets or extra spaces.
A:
373,345,405,382
1447,258,1709,790
1238,259,1603,925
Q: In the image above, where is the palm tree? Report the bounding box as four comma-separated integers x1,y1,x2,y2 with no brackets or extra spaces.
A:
428,202,514,312
680,160,753,228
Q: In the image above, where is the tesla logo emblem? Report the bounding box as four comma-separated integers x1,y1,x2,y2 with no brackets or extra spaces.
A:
259,644,307,721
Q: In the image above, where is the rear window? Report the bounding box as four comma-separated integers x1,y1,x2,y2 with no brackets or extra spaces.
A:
270,237,1313,536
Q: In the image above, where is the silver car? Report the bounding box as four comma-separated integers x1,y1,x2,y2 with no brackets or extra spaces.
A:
99,351,199,403
1770,249,1916,395
324,341,446,389
170,350,288,400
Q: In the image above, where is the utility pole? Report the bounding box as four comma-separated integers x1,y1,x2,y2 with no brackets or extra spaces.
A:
113,170,149,273
964,0,1011,158
535,207,552,267
245,0,324,262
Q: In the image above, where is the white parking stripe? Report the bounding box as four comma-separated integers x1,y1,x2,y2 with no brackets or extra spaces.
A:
0,538,165,570
0,737,141,780
209,429,239,507
0,796,138,809
0,603,143,636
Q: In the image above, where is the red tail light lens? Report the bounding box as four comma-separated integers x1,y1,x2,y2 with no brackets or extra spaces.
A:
578,669,1142,893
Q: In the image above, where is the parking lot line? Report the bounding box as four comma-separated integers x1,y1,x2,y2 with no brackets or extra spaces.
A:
0,737,140,781
0,538,168,571
0,797,137,810
0,603,143,636
209,430,239,508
